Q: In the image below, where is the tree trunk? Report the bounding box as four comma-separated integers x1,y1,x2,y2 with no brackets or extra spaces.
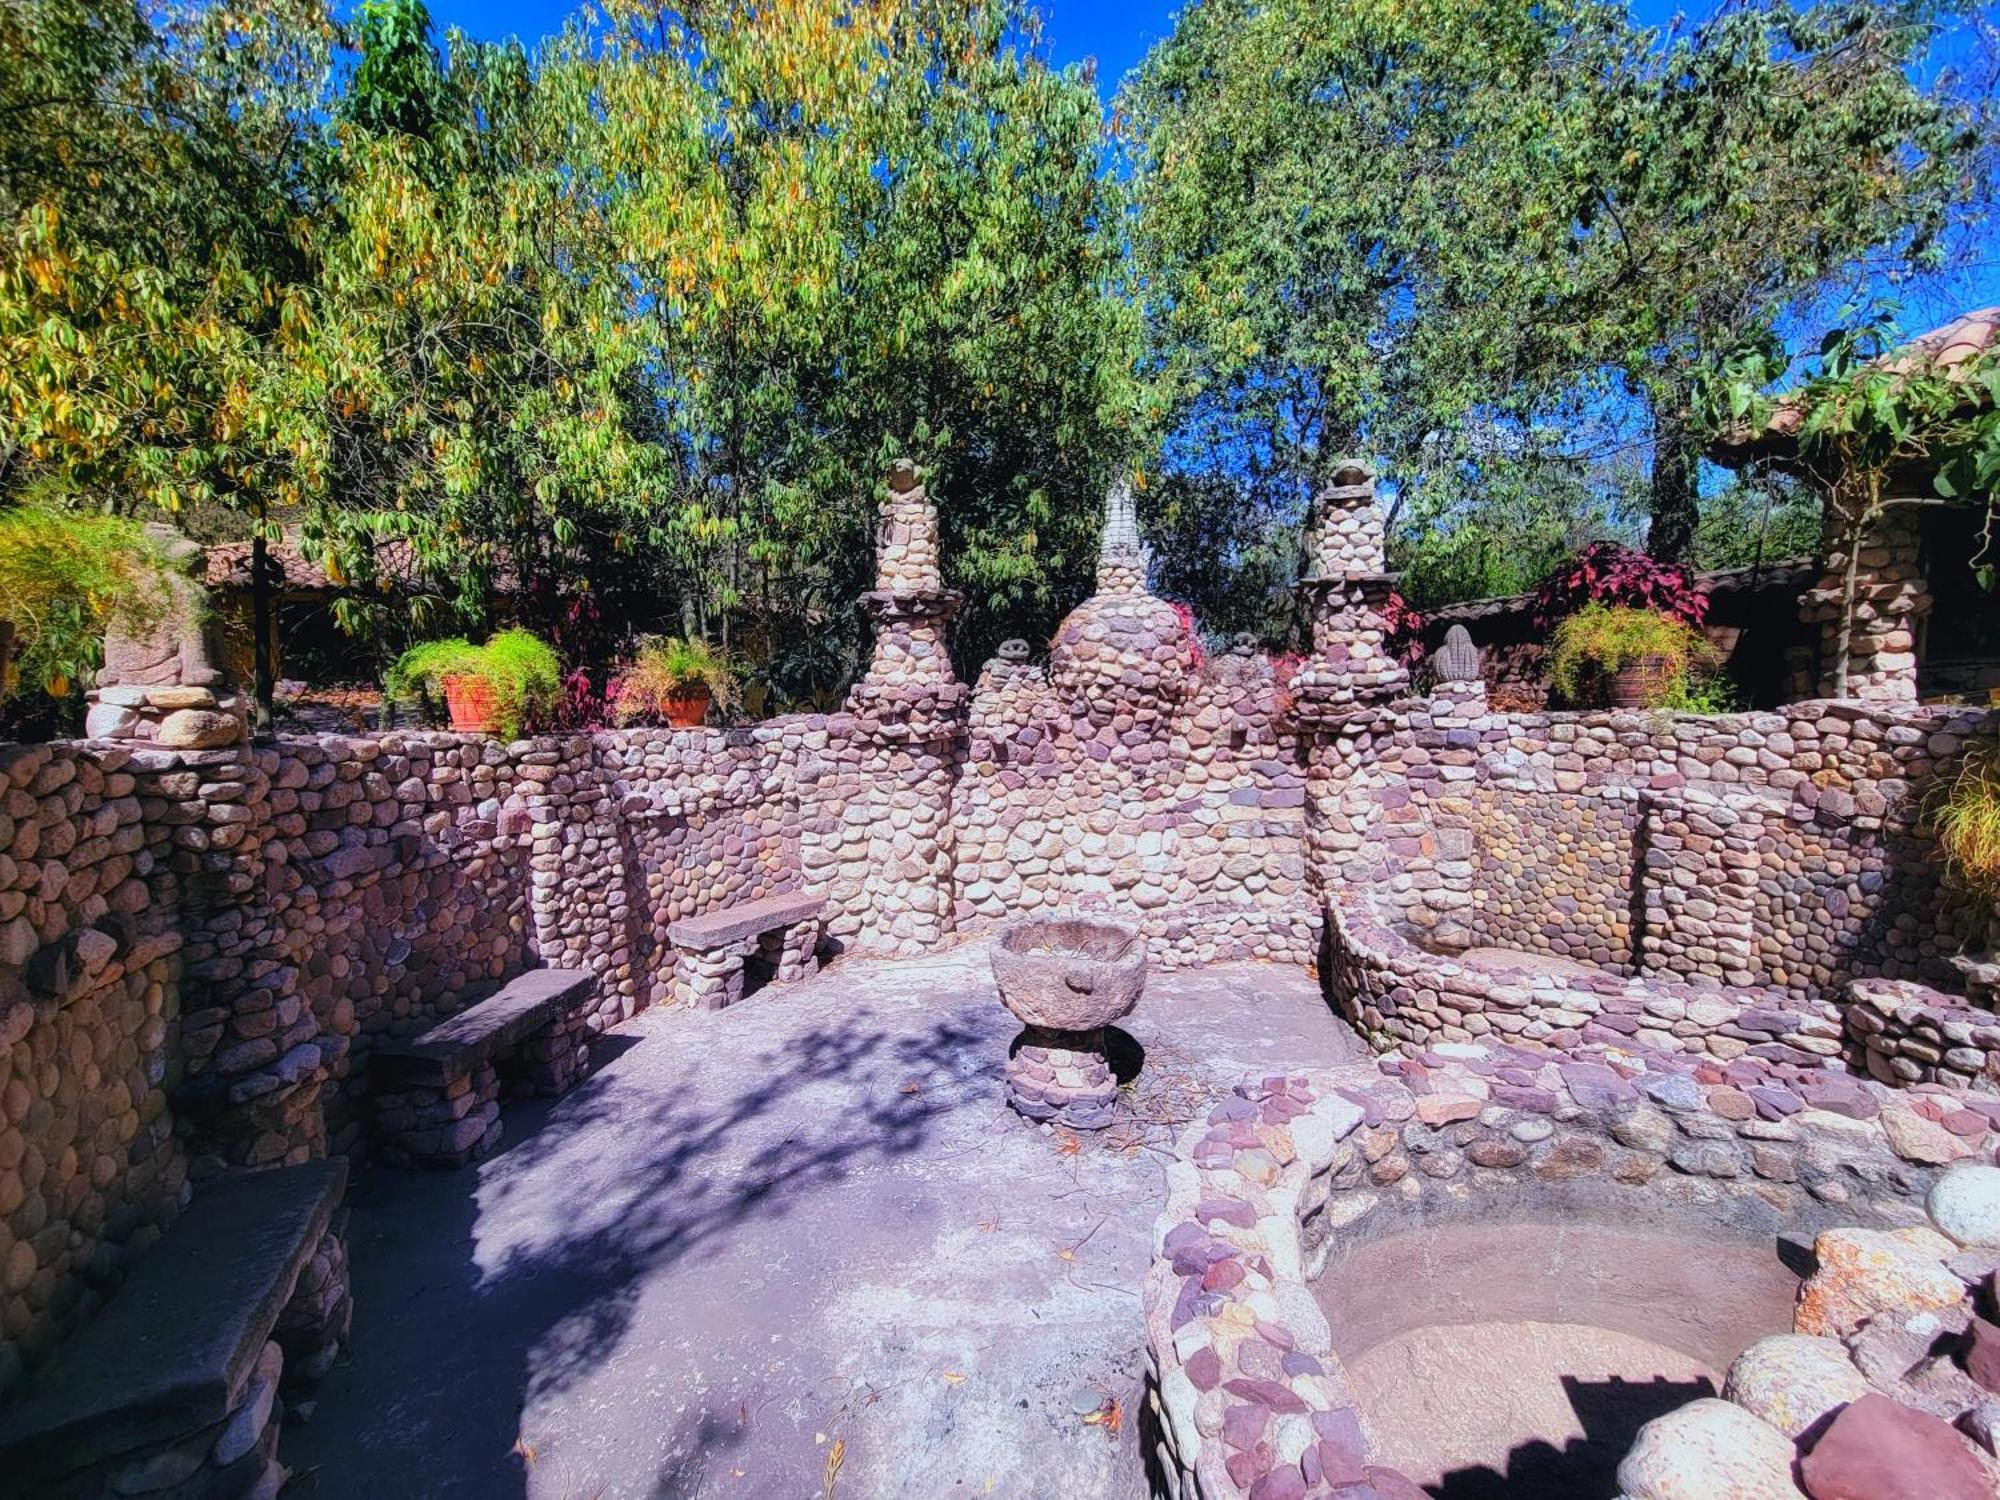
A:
250,510,274,735
1647,380,1700,566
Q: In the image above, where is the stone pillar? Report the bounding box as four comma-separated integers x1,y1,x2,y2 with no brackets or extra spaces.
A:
829,460,964,956
137,744,339,1175
1286,462,1411,717
519,737,637,1028
1289,463,1414,944
1802,504,1929,704
86,529,250,750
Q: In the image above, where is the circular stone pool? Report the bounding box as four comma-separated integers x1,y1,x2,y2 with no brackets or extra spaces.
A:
1319,1214,1799,1497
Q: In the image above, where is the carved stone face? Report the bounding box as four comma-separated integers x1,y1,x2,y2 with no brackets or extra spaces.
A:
1229,632,1260,657
998,639,1031,664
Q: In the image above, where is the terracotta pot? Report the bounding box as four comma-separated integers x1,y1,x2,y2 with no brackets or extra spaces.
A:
1607,655,1675,709
663,682,712,728
442,674,499,733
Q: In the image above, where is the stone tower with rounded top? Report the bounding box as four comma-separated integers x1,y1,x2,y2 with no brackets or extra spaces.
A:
1047,480,1198,728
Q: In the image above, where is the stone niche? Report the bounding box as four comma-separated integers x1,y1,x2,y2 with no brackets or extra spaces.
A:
84,529,248,750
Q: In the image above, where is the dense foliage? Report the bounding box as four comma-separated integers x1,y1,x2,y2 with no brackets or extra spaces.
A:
1120,0,1992,599
1532,541,1710,627
1929,738,2000,893
0,0,1993,720
0,502,175,697
1,0,1132,705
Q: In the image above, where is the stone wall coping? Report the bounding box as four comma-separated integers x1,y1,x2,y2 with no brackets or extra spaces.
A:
0,1158,347,1485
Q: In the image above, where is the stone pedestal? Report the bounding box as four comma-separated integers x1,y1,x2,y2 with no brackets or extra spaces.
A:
1006,1025,1118,1129
990,915,1145,1132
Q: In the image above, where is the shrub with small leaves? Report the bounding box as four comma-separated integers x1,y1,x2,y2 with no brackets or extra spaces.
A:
1549,604,1713,704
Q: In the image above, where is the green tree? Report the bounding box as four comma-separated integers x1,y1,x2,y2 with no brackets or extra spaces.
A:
1542,0,1991,562
540,0,1137,693
1121,0,1613,531
1121,0,1990,581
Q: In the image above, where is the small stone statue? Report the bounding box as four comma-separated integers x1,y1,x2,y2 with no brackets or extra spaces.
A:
1434,624,1483,685
998,638,1032,664
86,527,248,748
1228,631,1260,657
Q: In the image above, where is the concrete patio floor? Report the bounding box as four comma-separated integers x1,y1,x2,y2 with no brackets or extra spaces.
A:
282,940,1365,1500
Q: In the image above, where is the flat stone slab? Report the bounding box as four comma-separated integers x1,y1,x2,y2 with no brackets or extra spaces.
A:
374,970,593,1085
0,1157,346,1485
666,891,824,952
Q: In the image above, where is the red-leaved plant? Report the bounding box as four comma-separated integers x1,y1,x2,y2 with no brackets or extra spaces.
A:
1271,651,1306,715
542,668,613,732
1166,600,1208,671
1381,589,1426,668
1531,542,1708,628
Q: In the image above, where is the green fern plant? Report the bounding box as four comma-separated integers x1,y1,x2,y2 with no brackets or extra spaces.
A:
0,502,176,699
386,628,560,738
612,636,739,724
1549,604,1714,705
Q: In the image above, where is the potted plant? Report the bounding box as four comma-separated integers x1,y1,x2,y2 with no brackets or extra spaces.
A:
1930,740,2000,896
612,636,738,728
386,628,561,738
1549,604,1715,710
0,501,175,701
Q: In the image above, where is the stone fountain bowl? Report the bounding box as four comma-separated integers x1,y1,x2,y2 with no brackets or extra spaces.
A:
990,915,1146,1032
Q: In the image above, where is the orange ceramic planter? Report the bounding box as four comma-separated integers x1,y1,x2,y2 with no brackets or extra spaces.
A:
443,674,500,734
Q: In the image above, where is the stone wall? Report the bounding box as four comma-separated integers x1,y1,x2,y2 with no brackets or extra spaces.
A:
1322,695,1994,1008
0,743,185,1397
953,643,1313,969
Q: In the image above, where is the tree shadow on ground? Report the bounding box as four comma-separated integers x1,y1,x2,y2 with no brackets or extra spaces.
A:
1427,1373,1714,1500
292,996,1000,1499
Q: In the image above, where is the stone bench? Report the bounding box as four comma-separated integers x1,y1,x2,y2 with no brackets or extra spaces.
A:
0,1159,349,1500
372,968,595,1168
667,891,825,1010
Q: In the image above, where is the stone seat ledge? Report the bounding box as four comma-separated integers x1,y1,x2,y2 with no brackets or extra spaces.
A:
0,1157,346,1490
372,968,594,1086
666,891,825,953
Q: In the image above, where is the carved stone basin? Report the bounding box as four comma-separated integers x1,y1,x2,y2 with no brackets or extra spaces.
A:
990,916,1146,1130
991,916,1146,1032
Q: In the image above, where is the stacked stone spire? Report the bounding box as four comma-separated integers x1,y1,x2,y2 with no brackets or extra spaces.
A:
1095,480,1149,596
1286,460,1410,722
844,459,966,737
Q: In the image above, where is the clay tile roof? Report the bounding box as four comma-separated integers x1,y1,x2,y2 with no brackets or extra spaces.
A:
1712,307,2000,464
201,531,515,594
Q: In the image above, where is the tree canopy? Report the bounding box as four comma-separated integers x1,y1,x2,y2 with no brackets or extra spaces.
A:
1120,0,1992,602
0,0,1994,718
